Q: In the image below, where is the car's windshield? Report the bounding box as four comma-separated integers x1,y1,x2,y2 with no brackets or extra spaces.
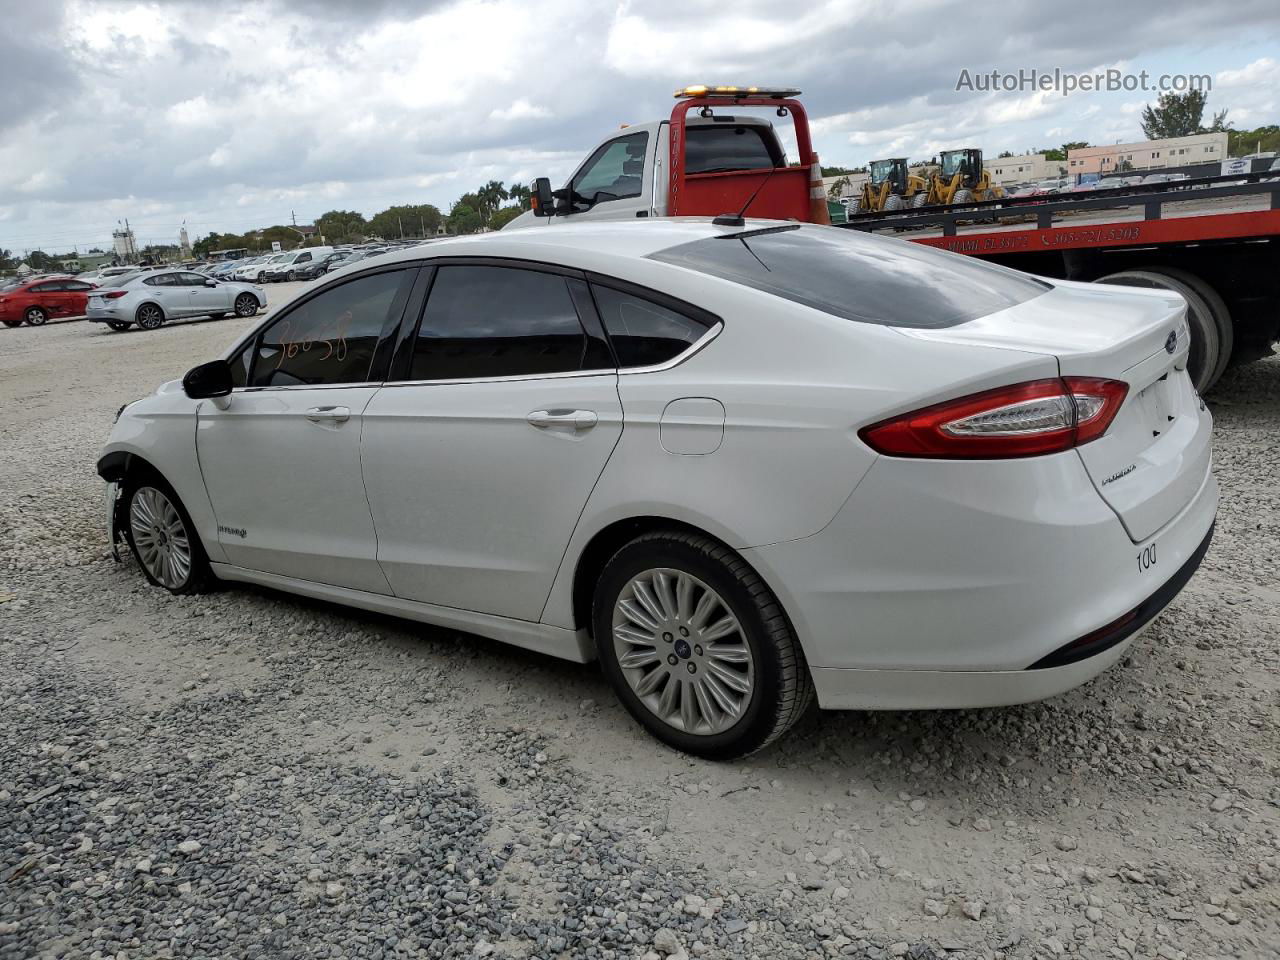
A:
649,224,1050,328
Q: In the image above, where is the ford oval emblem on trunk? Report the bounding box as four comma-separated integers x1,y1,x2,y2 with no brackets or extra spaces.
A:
1165,330,1178,354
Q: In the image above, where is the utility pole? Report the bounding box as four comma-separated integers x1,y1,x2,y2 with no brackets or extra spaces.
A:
291,210,297,227
398,216,404,239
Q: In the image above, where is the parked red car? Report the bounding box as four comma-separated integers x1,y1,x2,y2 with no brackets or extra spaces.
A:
0,275,97,327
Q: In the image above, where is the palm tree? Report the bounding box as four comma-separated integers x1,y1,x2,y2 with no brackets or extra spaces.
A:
475,181,509,222
506,183,532,209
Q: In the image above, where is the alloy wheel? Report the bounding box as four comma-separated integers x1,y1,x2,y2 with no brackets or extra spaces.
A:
129,487,193,590
137,304,163,329
611,568,755,736
25,307,47,326
235,294,257,317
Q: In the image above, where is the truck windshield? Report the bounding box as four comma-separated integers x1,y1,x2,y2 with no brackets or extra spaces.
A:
685,123,784,174
649,225,1049,328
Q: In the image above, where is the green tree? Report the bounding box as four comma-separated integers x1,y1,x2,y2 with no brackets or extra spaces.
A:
0,247,17,273
488,206,524,230
475,180,509,223
506,182,532,210
27,250,60,271
366,204,442,240
1141,91,1210,139
251,226,303,251
316,209,368,244
447,202,484,235
1227,124,1280,157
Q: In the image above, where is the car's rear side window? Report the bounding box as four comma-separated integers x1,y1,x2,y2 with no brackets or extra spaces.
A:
649,225,1049,328
591,284,712,368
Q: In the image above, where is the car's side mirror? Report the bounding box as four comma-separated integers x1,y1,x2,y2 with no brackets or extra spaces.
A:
182,359,233,399
531,177,555,217
204,278,217,287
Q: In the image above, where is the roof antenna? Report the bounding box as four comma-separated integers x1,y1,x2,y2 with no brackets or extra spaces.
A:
713,159,781,228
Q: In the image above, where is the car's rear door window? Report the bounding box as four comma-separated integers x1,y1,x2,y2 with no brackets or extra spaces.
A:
649,224,1049,328
408,265,611,381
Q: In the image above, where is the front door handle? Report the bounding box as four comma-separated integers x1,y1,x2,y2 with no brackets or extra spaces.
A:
305,405,350,423
527,409,598,430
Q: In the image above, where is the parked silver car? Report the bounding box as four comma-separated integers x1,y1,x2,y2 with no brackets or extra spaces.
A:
86,269,266,332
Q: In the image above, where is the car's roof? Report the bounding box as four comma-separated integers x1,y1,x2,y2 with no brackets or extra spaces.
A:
358,219,774,271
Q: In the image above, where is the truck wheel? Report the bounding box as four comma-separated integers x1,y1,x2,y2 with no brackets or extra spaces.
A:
910,192,929,208
1095,269,1219,393
952,189,972,204
1144,267,1233,387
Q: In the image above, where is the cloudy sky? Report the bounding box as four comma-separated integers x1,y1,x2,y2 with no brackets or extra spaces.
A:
1,0,1277,255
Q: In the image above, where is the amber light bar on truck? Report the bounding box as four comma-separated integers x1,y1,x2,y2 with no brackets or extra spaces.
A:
674,85,802,99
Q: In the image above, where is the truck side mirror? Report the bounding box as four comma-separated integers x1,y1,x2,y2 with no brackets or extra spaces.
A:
531,177,555,217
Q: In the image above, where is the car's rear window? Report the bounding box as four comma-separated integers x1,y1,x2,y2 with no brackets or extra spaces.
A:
685,124,784,174
648,225,1050,328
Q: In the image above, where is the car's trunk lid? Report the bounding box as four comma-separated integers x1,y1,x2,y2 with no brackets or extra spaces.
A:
902,279,1211,543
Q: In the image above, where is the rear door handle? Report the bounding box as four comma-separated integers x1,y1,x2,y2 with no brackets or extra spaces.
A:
527,409,598,430
305,405,350,423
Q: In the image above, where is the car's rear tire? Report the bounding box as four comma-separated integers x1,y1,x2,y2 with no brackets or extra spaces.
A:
135,303,165,330
107,321,131,332
234,294,259,317
255,272,266,283
122,479,212,595
1095,269,1220,392
592,531,814,760
24,307,47,326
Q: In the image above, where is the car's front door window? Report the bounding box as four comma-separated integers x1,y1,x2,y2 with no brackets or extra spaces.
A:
248,269,413,387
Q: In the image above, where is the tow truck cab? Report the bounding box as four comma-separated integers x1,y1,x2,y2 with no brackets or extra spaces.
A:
508,85,828,229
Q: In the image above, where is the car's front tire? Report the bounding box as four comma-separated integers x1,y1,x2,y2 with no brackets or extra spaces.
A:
234,294,259,317
592,531,813,760
24,307,48,326
135,303,165,330
122,479,211,595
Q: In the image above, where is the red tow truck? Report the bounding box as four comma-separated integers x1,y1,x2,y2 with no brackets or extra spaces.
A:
514,85,1280,392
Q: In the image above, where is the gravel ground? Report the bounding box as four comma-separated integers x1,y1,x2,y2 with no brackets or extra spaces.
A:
1,297,1277,960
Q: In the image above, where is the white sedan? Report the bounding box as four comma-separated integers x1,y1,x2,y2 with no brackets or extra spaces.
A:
87,269,266,331
96,221,1216,758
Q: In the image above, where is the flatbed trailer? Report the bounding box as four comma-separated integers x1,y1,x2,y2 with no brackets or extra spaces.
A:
839,171,1280,391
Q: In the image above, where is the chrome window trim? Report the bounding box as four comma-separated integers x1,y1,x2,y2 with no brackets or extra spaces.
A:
232,381,382,394
616,320,722,375
380,320,722,387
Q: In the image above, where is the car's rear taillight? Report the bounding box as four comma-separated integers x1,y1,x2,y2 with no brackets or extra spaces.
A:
859,377,1129,459
103,291,127,299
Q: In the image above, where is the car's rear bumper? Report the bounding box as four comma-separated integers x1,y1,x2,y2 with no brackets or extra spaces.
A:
744,449,1218,709
806,520,1213,709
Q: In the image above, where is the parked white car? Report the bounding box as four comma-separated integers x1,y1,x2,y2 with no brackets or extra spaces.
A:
233,255,282,283
97,220,1216,757
86,269,265,331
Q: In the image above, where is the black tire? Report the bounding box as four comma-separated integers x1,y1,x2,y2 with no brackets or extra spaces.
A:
592,531,814,760
286,270,297,282
107,321,131,332
952,188,972,204
1145,266,1233,388
234,293,258,317
1095,269,1219,392
121,476,213,595
24,306,47,326
255,272,266,283
135,303,165,330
